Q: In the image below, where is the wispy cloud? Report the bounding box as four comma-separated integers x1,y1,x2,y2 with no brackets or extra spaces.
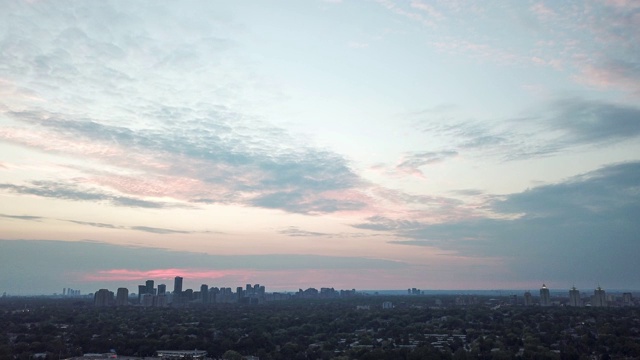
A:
394,150,458,177
412,97,640,161
130,226,191,235
0,181,179,208
0,213,43,221
279,226,332,237
1,214,203,235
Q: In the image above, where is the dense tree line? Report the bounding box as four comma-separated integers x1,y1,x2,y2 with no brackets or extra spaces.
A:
1,296,639,359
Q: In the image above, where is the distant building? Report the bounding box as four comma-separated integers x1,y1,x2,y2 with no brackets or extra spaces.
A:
592,286,607,307
540,284,551,307
623,292,633,306
157,284,166,295
382,301,393,309
173,276,183,304
523,291,533,306
137,285,146,304
569,287,582,307
115,288,129,306
145,280,155,295
173,276,183,294
94,289,113,307
200,284,209,303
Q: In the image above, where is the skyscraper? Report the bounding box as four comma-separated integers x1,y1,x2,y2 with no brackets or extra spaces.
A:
146,280,155,295
94,289,113,307
568,287,581,307
116,288,129,306
200,284,209,303
174,276,183,294
158,284,166,295
592,286,607,307
540,284,551,306
138,284,146,304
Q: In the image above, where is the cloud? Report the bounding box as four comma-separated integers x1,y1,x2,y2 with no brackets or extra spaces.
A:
352,215,424,231
386,161,640,288
0,181,178,208
547,98,640,145
577,60,640,97
0,213,43,221
1,214,202,235
130,226,191,235
395,150,458,177
1,106,365,214
0,1,368,216
279,226,331,237
414,98,640,161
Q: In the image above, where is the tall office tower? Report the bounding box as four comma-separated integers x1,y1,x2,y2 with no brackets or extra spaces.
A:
63,288,66,296
623,292,633,306
237,286,244,300
592,286,607,307
200,284,209,303
540,284,551,306
145,280,154,295
94,289,113,307
157,284,166,295
569,287,582,307
116,288,129,306
174,276,183,294
524,291,533,306
138,285,146,304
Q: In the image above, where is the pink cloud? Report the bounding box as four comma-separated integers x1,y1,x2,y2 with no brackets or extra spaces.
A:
376,0,436,27
604,0,640,9
431,39,522,66
576,62,640,97
530,2,556,18
410,1,444,20
82,268,256,282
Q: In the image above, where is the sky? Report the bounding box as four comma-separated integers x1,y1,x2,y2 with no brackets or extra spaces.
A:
1,0,639,295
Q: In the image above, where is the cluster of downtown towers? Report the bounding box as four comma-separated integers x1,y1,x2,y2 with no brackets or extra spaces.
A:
94,276,270,307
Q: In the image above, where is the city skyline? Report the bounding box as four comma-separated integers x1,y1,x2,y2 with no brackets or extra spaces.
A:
2,1,640,295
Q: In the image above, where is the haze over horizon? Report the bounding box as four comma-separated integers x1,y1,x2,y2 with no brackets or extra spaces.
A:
1,0,640,296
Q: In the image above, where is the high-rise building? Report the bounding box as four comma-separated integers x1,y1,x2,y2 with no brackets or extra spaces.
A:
623,292,633,306
569,287,581,307
174,277,183,294
116,288,129,306
540,284,551,306
146,280,155,295
200,284,209,303
94,289,113,307
592,286,607,307
138,285,146,304
158,284,166,295
524,291,533,306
